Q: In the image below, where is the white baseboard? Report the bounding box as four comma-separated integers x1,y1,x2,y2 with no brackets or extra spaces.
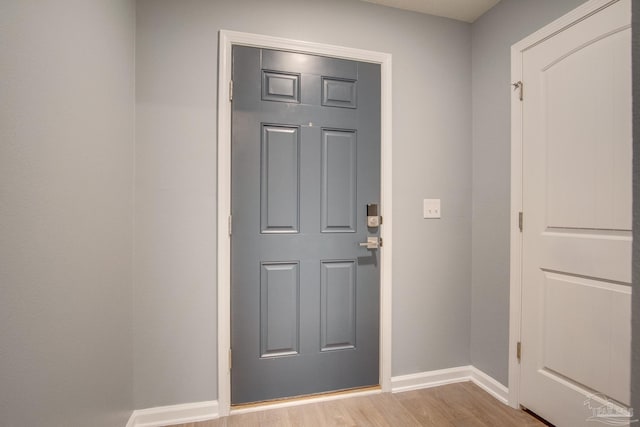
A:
469,366,509,404
391,365,508,404
391,366,472,393
126,366,507,426
126,400,219,427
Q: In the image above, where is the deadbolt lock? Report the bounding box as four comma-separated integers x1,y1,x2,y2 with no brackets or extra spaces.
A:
367,203,380,227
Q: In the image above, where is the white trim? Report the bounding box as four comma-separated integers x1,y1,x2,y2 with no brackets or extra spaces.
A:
126,401,219,427
230,388,382,416
124,368,506,426
508,0,620,411
391,366,472,393
469,366,509,405
508,38,524,410
217,30,393,416
391,366,508,404
511,0,620,54
216,29,233,419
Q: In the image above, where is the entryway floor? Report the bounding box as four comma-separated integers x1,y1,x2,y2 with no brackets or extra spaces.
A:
169,382,548,426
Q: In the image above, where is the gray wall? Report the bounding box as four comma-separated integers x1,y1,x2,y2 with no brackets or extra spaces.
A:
632,0,639,418
135,0,472,407
469,0,587,386
0,1,135,426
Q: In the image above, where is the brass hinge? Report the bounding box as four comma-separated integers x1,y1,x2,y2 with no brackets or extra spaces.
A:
512,81,523,101
229,348,232,371
517,341,522,363
518,212,523,232
229,80,234,102
379,216,383,225
228,215,233,236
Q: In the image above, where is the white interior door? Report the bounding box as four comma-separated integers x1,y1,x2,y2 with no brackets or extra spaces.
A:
520,0,632,425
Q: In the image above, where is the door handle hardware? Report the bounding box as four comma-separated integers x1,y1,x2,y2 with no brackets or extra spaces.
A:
359,237,380,249
512,81,523,101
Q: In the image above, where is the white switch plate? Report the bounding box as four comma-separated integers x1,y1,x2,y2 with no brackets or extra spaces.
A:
423,199,441,219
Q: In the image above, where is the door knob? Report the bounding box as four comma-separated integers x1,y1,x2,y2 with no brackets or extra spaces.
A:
359,237,380,249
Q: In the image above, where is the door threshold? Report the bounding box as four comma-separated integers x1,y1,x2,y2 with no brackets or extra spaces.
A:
230,385,381,415
522,408,555,427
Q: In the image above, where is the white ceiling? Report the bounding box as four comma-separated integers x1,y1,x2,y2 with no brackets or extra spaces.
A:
358,0,501,23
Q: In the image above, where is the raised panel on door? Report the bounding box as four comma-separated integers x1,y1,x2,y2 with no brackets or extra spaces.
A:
520,1,632,425
260,125,300,233
320,261,356,351
544,29,631,231
542,272,631,403
262,71,301,103
322,77,357,109
321,129,357,233
231,45,381,404
260,262,300,358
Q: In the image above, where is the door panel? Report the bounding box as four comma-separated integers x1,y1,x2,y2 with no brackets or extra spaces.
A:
321,129,357,232
544,28,631,230
260,262,300,358
231,46,381,404
262,72,300,103
542,272,631,403
322,78,357,108
520,1,632,425
320,260,357,351
260,125,300,233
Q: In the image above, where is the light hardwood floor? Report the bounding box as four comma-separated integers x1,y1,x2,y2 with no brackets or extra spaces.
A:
169,382,548,427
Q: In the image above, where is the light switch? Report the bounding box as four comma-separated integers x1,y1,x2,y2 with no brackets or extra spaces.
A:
423,199,441,219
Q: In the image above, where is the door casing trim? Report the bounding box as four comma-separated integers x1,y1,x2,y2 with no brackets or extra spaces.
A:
217,30,393,416
508,0,621,410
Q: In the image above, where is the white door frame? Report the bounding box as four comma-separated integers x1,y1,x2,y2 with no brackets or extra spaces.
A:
217,30,393,416
508,0,621,409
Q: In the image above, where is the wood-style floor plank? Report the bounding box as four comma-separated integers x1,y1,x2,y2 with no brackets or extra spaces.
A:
169,382,547,427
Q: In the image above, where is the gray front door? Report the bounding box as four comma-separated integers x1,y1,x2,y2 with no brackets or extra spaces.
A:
231,46,381,405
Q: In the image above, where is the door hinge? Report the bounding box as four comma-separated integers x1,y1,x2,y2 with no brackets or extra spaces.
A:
512,81,523,101
379,237,383,248
229,80,233,102
517,341,522,363
518,212,523,232
229,348,232,371
228,215,233,236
